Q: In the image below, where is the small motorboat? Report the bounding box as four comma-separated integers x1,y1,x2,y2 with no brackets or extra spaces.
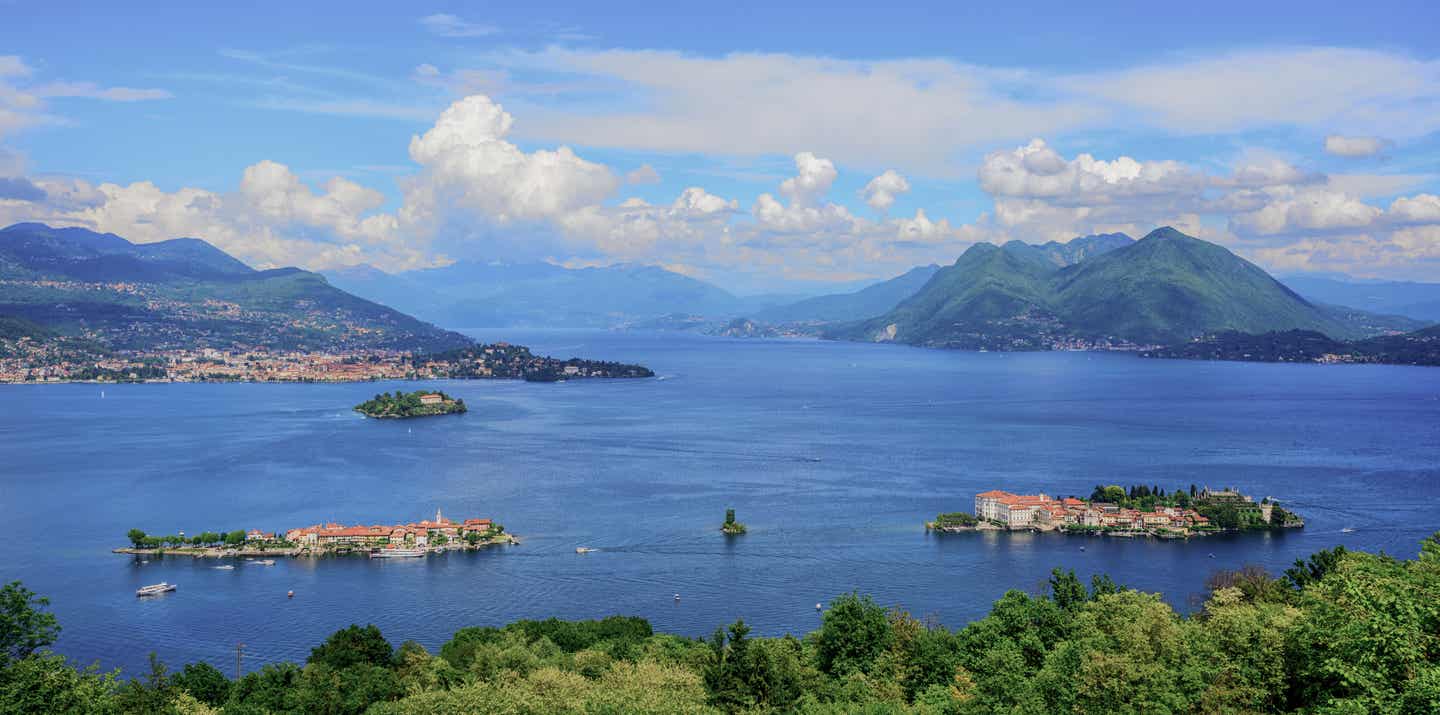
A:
674,593,681,601
815,602,823,611
575,547,596,554
287,590,294,598
213,565,235,570
255,559,276,566
136,582,175,597
1341,527,1356,533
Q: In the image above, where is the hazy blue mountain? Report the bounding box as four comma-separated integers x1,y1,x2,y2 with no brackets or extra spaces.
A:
1282,275,1440,322
325,260,778,329
836,227,1363,348
752,264,942,323
0,223,471,352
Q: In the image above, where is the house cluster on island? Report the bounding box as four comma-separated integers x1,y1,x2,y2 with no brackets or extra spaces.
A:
285,509,496,549
975,489,1227,533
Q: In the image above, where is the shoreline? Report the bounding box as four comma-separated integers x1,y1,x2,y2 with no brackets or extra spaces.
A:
2,375,650,386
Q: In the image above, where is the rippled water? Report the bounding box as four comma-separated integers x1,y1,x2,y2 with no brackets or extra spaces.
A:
2,330,1438,676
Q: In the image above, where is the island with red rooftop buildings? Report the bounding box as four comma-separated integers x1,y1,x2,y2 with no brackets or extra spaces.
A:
114,508,514,558
927,485,1303,538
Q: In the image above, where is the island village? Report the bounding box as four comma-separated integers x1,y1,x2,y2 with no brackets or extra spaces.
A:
117,508,514,559
929,486,1303,538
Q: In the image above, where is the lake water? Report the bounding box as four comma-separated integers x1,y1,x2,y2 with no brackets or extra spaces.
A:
2,330,1439,677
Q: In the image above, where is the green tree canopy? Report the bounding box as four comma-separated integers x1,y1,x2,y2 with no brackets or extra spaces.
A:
815,592,893,677
171,661,231,707
0,581,60,665
307,624,394,670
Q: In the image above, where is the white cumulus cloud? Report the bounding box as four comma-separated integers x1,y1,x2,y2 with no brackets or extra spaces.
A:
861,170,909,213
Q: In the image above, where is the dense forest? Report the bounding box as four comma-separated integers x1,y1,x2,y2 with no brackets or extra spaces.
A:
3,532,1439,713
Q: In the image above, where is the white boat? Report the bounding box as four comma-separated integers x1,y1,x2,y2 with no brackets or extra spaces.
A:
576,547,596,554
1341,527,1356,533
136,582,175,596
370,548,427,558
213,565,235,570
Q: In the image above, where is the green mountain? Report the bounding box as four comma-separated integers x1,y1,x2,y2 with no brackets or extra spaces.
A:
1050,227,1351,342
751,264,941,324
1008,232,1136,268
837,227,1361,348
0,223,472,353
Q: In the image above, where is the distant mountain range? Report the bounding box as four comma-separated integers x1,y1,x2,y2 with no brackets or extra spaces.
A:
8,221,1432,364
831,227,1421,349
0,223,471,353
751,264,942,324
1280,275,1440,323
324,261,802,329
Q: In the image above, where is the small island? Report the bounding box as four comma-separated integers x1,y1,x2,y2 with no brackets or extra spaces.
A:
721,508,747,535
355,390,466,419
929,485,1303,539
115,508,514,558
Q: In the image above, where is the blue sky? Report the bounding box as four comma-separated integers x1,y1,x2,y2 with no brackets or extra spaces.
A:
3,0,1439,291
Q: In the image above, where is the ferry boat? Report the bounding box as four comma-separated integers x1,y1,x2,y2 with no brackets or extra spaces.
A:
136,582,175,597
369,548,427,559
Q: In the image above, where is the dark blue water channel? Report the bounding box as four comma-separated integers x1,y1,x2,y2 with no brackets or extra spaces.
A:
2,330,1438,676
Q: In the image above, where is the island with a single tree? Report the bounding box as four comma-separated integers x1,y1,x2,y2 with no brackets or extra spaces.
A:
355,390,466,419
721,508,747,535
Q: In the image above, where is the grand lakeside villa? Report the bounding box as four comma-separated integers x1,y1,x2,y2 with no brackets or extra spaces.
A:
285,508,496,550
974,489,1218,532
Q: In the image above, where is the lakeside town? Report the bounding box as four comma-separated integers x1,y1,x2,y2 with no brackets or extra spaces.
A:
928,485,1303,538
115,509,515,558
0,339,653,384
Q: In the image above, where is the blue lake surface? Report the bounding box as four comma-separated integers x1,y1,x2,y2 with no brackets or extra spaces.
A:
2,330,1439,677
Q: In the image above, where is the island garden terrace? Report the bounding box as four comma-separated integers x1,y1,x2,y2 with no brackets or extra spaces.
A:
116,508,513,558
929,486,1303,538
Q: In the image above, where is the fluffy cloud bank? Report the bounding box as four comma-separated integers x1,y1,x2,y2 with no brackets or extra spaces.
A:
972,139,1440,277
3,90,1439,285
441,46,1440,177
0,92,985,283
